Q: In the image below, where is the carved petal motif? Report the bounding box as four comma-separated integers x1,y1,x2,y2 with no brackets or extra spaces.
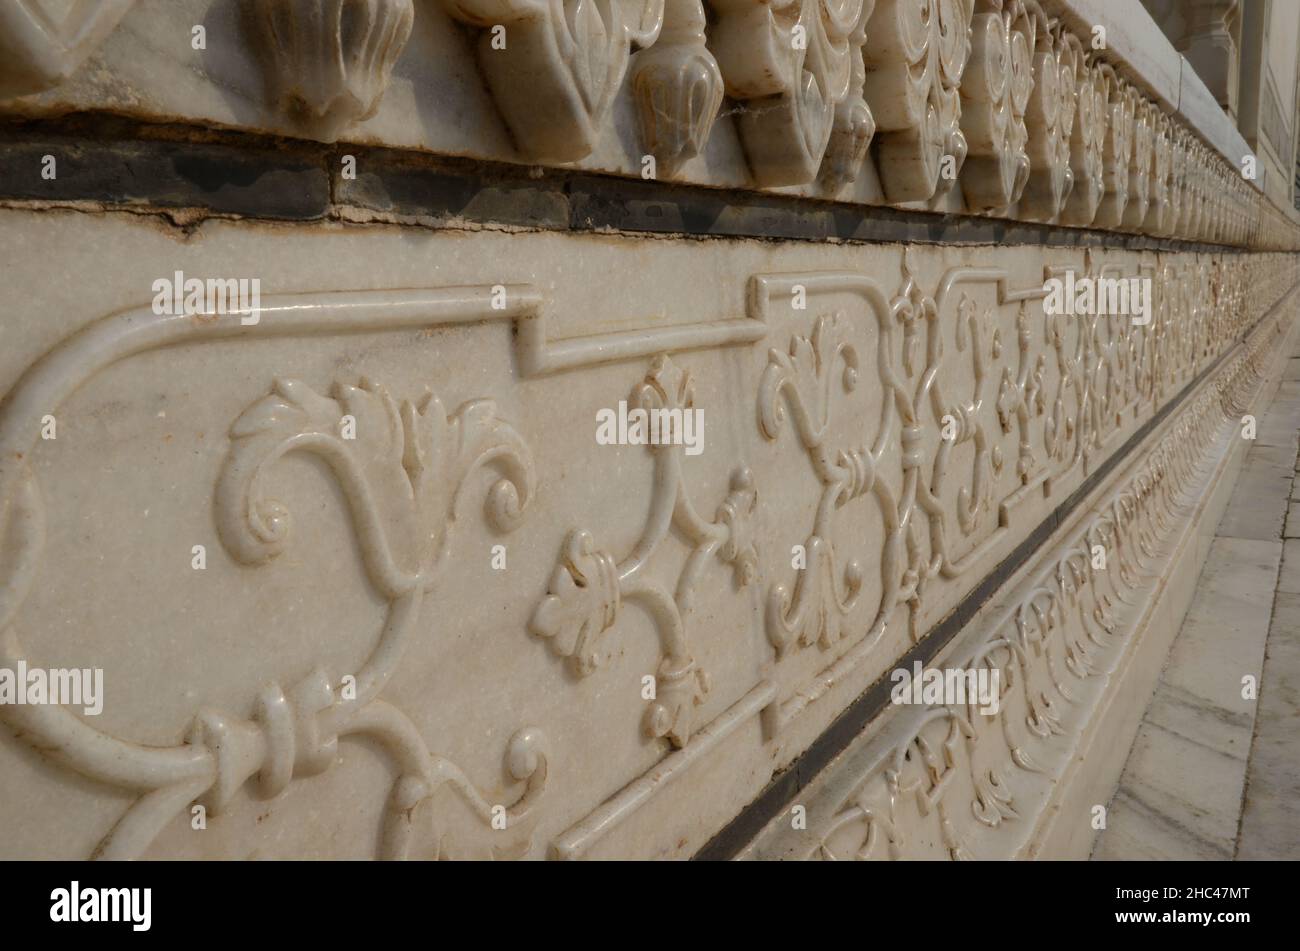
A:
216,377,535,598
529,529,621,675
1060,58,1108,226
1020,24,1078,221
254,0,416,141
864,0,974,203
711,0,873,187
528,355,757,748
0,0,137,99
445,0,665,163
959,0,1033,211
631,0,724,176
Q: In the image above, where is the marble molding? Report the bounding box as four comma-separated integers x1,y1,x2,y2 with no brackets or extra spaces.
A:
0,0,1293,249
0,206,1296,859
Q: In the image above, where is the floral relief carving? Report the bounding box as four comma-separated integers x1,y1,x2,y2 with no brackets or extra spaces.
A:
529,355,757,748
0,286,568,860
1,373,545,860
754,261,942,675
200,376,545,860
995,304,1046,482
923,294,997,558
444,0,665,163
216,376,533,592
808,370,1238,859
253,0,416,141
1019,21,1079,221
0,250,1289,861
530,530,622,677
710,0,875,187
760,314,869,653
745,250,1255,740
631,0,725,177
958,0,1034,212
900,264,1052,592
863,0,975,204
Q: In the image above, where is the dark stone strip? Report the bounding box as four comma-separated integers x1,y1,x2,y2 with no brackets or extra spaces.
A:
693,293,1291,861
0,124,330,220
0,116,1255,254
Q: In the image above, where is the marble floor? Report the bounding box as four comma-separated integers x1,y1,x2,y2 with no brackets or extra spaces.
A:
1093,341,1300,861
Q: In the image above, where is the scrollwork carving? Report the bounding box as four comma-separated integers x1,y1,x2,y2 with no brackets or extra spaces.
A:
958,0,1034,211
529,355,756,748
444,0,665,162
710,0,875,187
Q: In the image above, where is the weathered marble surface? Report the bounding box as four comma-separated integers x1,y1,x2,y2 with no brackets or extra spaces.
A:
1237,588,1300,859
1092,537,1281,859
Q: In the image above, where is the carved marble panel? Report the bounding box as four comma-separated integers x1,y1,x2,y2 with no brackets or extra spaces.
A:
0,197,1295,860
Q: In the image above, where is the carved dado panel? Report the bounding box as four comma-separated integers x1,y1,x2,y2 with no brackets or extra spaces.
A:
0,0,1291,249
1,210,1293,859
752,303,1291,860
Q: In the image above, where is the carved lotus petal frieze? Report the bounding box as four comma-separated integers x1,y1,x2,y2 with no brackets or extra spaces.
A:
864,0,974,204
959,0,1033,211
1020,22,1078,221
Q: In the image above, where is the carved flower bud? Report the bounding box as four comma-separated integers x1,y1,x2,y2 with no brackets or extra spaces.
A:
631,33,724,178
255,0,414,141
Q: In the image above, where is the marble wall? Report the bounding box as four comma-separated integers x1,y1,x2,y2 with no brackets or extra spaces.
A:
1,0,1298,860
